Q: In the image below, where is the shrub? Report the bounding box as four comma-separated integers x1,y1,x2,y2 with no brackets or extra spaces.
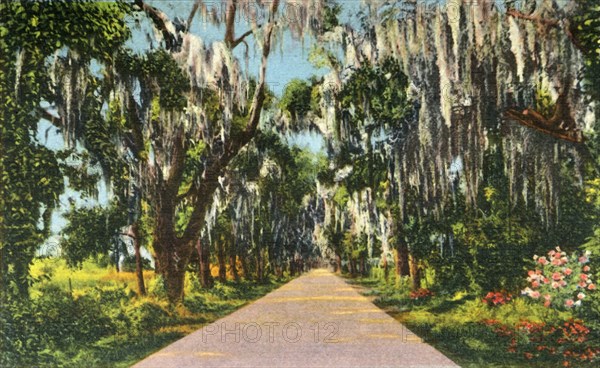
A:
522,247,596,310
485,318,600,366
482,291,512,307
409,288,434,303
0,298,55,367
35,284,115,348
148,275,167,298
125,300,171,336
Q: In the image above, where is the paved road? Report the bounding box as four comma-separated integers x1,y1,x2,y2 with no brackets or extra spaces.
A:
133,269,458,367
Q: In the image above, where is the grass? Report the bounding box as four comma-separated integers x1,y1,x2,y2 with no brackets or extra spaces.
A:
350,273,594,368
19,258,292,368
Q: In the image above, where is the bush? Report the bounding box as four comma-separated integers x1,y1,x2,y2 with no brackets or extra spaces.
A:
148,275,167,298
35,284,115,348
522,248,596,310
0,298,55,367
485,319,600,366
409,288,434,304
125,300,171,336
482,291,512,307
208,282,243,300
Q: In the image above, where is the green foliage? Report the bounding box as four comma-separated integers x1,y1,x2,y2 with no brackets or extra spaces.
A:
125,300,171,336
122,255,153,273
0,0,131,298
340,58,409,132
0,298,56,367
60,202,128,268
280,78,312,120
573,0,600,101
321,2,341,33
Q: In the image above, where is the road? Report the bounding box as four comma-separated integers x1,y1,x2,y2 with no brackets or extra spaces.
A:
133,269,458,367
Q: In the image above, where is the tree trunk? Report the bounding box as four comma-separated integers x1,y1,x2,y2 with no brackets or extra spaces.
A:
217,241,227,283
132,223,146,296
256,246,263,282
240,250,250,281
197,239,213,289
229,254,239,282
395,237,410,277
335,252,342,274
360,256,366,276
115,241,120,273
382,253,389,281
349,259,356,276
154,233,192,303
409,254,421,290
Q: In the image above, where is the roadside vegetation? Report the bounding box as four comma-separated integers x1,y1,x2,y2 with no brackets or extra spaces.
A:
351,251,600,368
2,258,289,367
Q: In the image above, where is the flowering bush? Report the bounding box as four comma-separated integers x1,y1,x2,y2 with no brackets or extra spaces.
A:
482,291,512,306
522,247,595,310
484,319,600,366
409,288,434,300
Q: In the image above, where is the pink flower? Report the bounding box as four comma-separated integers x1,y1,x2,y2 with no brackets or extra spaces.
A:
552,272,562,281
560,280,567,287
552,259,561,266
565,299,574,308
528,270,536,277
530,291,540,299
543,277,550,284
583,265,590,272
552,281,560,289
581,274,588,281
554,252,562,259
579,281,587,288
544,300,551,307
564,268,572,276
549,250,556,257
538,257,548,265
544,294,551,301
579,256,589,264
560,257,568,265
532,280,540,288
588,284,596,290
577,293,585,300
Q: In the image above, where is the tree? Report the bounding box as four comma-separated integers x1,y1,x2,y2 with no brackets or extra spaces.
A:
280,79,312,121
60,202,127,270
0,0,130,299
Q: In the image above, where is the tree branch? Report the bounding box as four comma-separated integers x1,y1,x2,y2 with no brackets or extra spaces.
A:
231,26,260,49
506,9,559,27
506,9,583,51
38,107,62,127
134,0,178,50
181,0,280,244
224,0,237,47
186,0,202,31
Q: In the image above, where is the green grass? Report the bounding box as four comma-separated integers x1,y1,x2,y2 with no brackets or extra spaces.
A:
10,258,292,368
351,274,595,368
